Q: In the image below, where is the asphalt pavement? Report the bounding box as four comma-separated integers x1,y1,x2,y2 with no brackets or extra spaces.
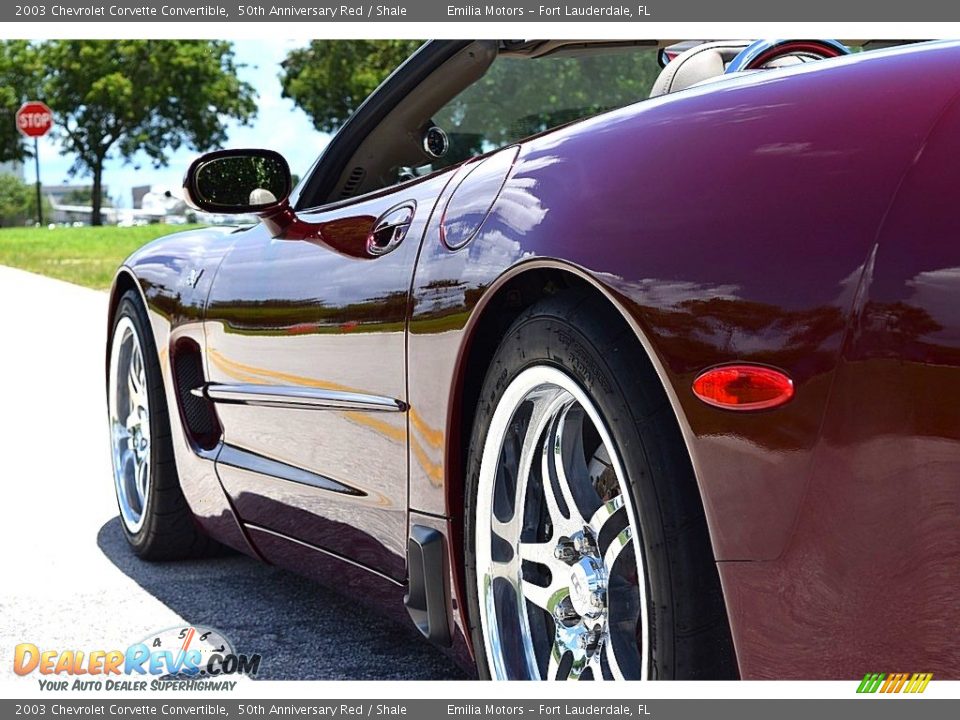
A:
0,265,465,681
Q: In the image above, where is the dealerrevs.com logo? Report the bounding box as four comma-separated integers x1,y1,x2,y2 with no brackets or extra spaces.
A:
857,673,933,694
14,626,261,691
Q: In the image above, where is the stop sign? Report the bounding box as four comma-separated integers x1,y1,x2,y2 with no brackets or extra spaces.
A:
16,101,53,138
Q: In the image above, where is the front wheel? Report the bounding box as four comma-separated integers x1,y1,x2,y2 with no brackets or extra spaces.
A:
107,290,212,559
464,290,736,680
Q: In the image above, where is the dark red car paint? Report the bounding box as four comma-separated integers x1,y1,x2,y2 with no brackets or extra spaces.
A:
109,41,960,678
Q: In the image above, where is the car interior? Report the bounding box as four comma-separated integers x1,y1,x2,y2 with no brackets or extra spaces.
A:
314,39,915,207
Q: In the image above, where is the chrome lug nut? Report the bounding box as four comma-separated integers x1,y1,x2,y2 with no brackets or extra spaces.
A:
589,589,606,609
554,597,580,625
578,627,602,651
573,532,595,556
554,540,577,563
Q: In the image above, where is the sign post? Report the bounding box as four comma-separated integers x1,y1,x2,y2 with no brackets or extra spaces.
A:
15,101,54,226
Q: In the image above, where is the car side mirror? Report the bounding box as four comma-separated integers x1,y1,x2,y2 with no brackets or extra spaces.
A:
183,149,292,215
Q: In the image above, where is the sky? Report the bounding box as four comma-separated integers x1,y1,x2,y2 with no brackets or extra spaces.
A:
28,40,331,208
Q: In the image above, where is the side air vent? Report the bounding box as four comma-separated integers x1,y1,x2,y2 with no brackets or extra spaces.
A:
171,338,222,452
340,166,366,198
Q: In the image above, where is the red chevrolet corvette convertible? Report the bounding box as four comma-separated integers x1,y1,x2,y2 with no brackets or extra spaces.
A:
106,39,960,680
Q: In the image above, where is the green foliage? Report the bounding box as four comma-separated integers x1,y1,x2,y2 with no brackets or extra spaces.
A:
36,40,257,224
280,41,662,183
0,41,43,164
0,224,202,288
0,173,31,227
0,173,51,227
431,51,661,169
196,154,286,207
280,40,422,133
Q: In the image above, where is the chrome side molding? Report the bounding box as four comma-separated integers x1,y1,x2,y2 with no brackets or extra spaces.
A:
218,444,365,496
191,383,406,412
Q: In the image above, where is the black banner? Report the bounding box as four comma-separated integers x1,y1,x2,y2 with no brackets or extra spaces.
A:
3,0,960,22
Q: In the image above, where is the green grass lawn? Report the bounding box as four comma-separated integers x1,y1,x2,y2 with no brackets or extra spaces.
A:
0,225,202,290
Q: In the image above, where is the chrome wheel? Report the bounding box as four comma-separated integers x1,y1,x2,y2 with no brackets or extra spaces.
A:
108,316,152,534
475,366,648,680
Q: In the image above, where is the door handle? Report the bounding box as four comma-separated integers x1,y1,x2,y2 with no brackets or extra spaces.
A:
367,201,416,256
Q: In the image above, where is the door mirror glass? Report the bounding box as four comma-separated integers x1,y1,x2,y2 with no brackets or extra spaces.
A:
184,149,292,214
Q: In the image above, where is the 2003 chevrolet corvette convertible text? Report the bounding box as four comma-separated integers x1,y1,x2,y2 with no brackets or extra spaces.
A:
105,39,960,680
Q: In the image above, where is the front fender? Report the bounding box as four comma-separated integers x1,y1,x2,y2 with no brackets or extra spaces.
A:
106,224,256,557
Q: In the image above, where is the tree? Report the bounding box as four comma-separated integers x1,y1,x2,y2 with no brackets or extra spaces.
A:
0,41,42,164
0,173,56,226
0,173,31,226
62,186,113,208
37,41,257,225
426,51,661,168
280,40,422,133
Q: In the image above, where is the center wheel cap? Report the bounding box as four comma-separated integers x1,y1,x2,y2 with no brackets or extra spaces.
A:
568,555,606,619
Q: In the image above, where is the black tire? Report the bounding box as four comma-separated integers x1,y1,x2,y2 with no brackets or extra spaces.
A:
464,289,737,679
109,290,214,560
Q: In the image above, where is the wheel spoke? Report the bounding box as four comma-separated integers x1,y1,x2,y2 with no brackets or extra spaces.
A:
588,494,625,537
545,636,591,681
128,358,141,398
545,645,565,680
552,405,586,524
490,399,551,543
491,514,519,546
604,526,633,570
486,557,519,582
518,540,556,565
112,423,130,444
521,577,567,613
127,344,149,412
564,651,590,681
539,441,567,534
133,345,144,387
586,646,607,681
135,457,149,504
501,391,567,539
540,406,584,535
117,445,135,469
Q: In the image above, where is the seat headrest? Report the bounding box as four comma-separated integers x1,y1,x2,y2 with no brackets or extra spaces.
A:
650,41,753,98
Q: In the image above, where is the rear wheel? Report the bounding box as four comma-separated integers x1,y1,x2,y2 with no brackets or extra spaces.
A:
464,290,736,680
108,290,212,560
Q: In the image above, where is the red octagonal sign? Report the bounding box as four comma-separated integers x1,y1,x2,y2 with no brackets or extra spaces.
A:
16,101,53,138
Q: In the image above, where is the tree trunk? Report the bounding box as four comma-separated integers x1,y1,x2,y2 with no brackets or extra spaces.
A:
91,160,103,226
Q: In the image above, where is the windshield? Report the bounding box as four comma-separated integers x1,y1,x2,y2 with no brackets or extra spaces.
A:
406,45,662,176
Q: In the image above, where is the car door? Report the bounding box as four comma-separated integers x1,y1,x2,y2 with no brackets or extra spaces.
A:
202,169,458,581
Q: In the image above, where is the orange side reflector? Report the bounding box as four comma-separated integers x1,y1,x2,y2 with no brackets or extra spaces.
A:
692,365,794,411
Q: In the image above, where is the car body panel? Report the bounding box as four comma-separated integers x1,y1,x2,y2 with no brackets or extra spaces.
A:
111,226,257,558
720,86,960,678
109,40,960,678
202,167,470,579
